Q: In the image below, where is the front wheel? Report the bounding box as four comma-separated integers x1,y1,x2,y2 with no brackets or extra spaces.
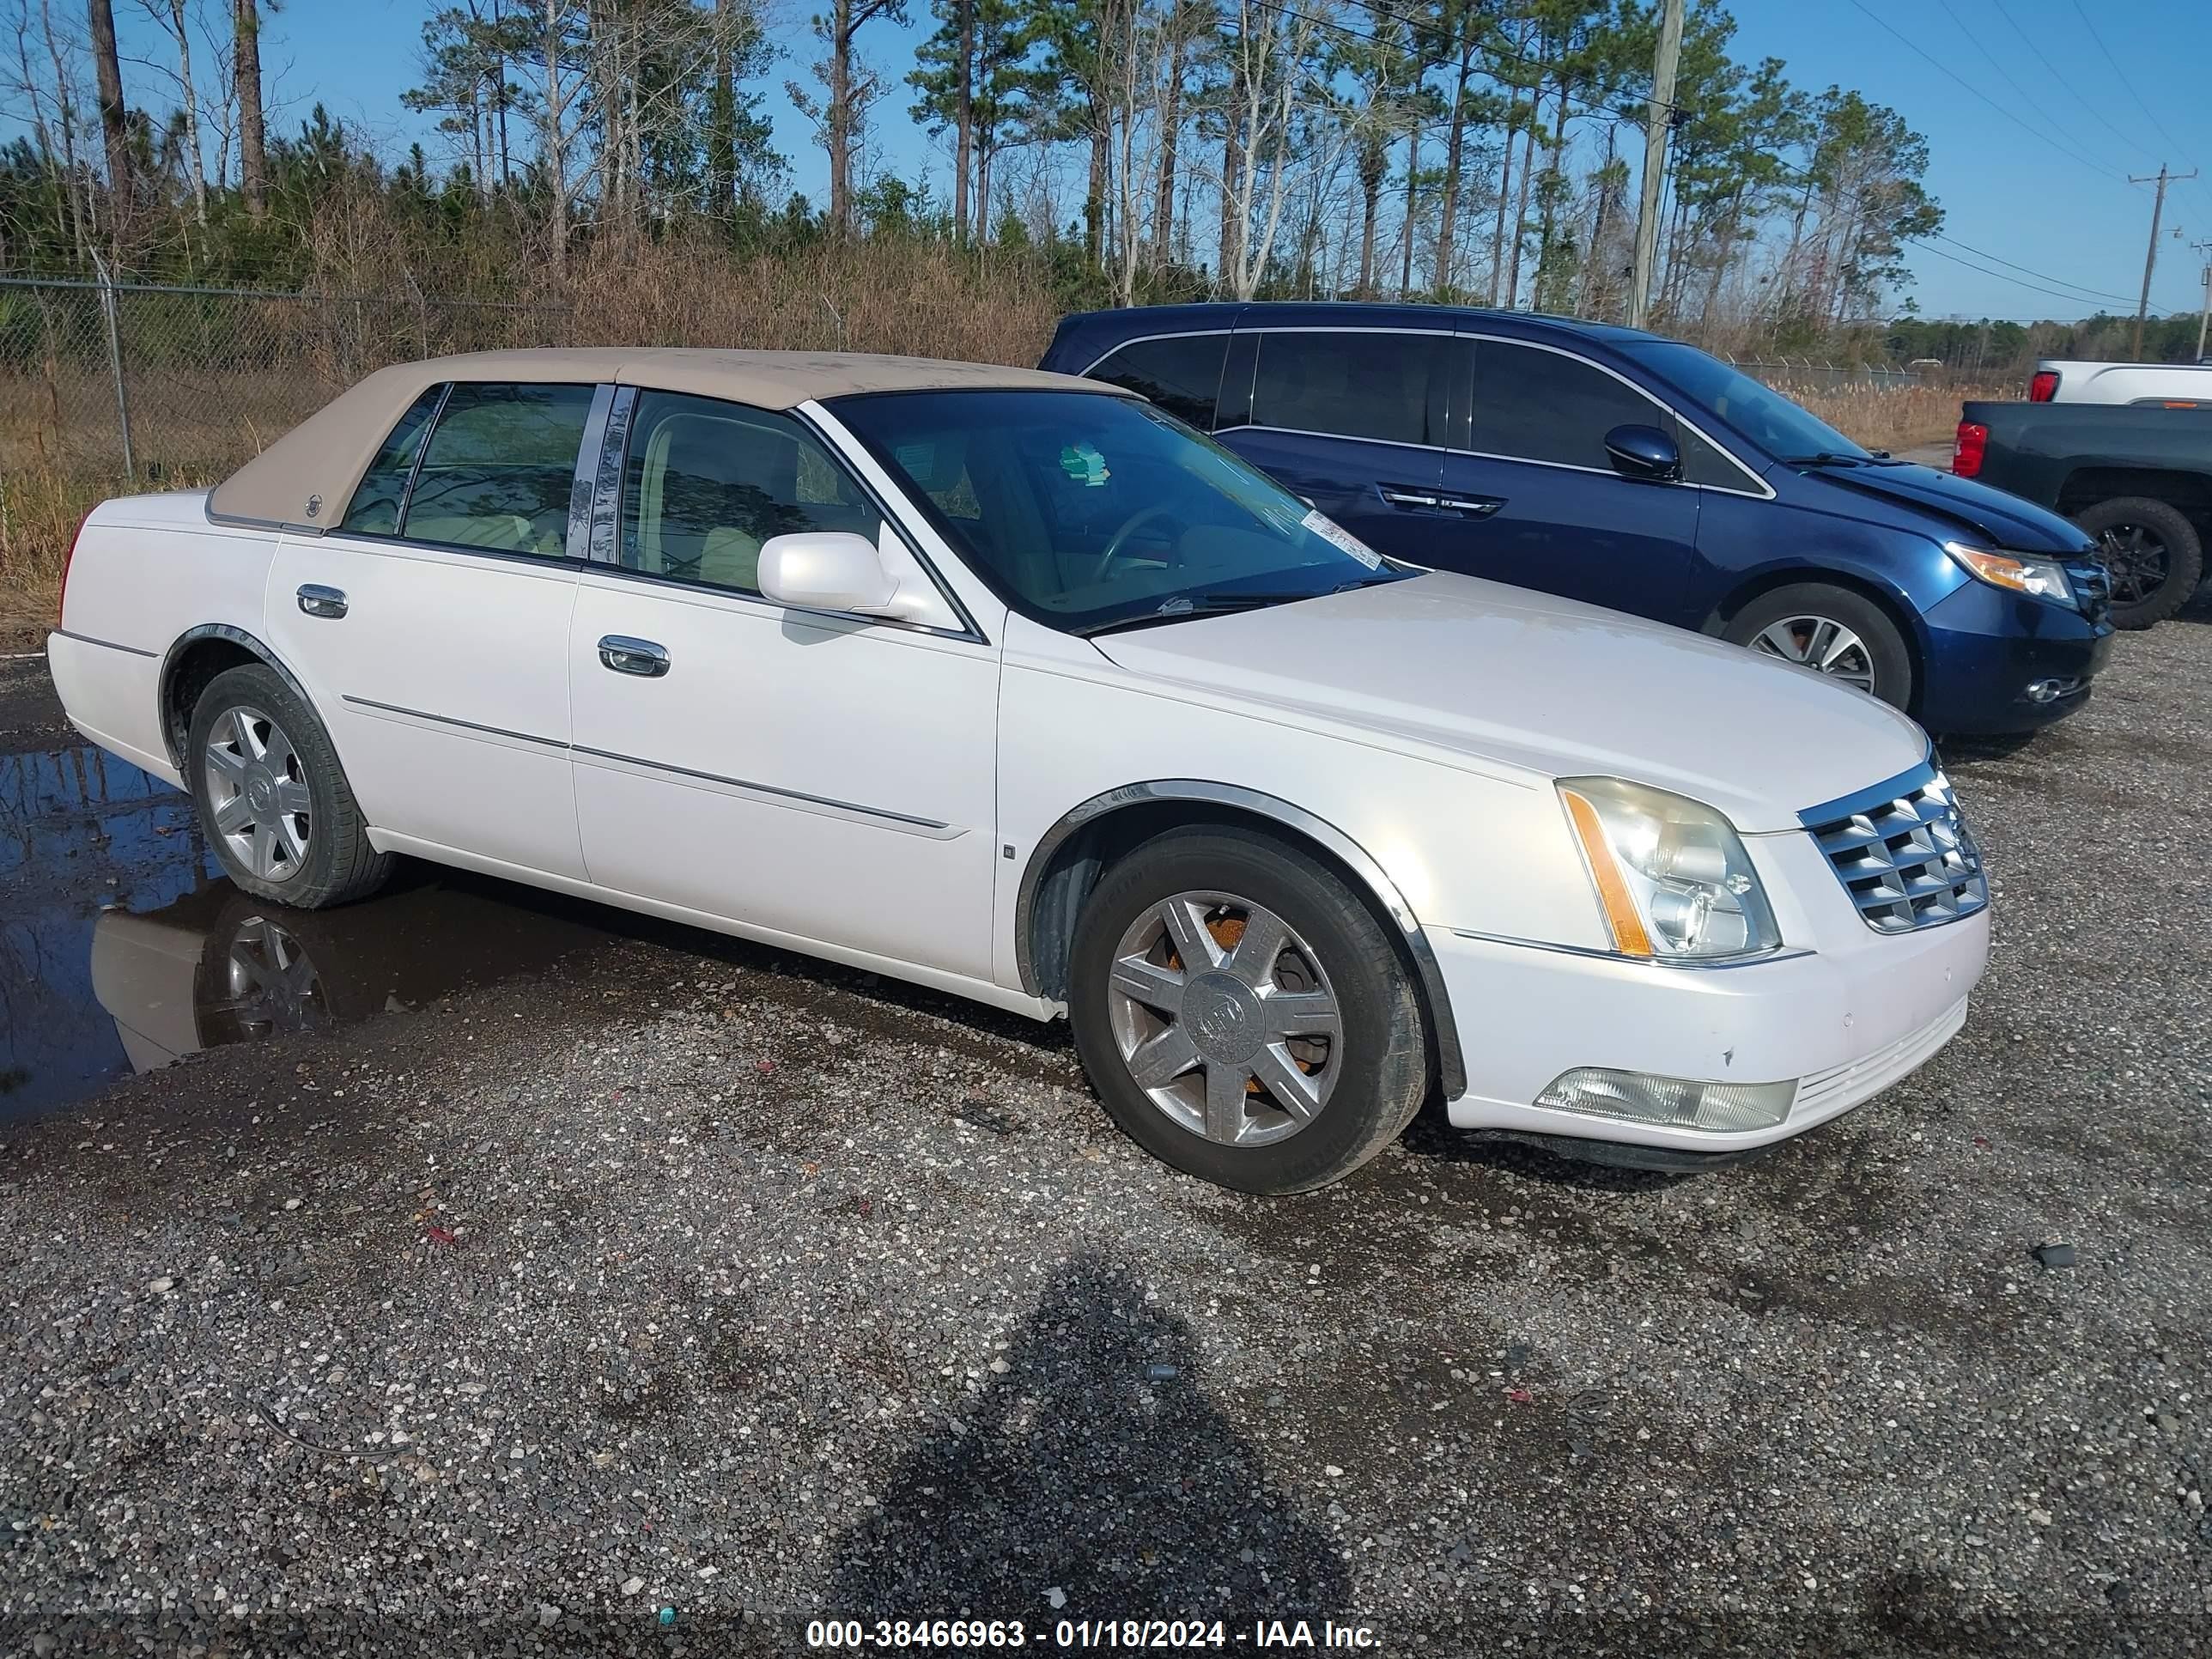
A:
186,664,395,908
2073,495,2203,629
1723,583,1915,712
1066,826,1428,1194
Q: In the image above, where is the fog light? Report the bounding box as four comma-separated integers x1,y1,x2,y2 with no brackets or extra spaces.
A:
2024,678,2062,704
1534,1067,1796,1133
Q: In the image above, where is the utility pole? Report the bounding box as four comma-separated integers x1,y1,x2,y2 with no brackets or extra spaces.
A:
2193,238,2212,362
2130,164,2196,359
1627,0,1684,331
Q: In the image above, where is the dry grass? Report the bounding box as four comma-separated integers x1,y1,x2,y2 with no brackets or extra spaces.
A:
0,245,1990,629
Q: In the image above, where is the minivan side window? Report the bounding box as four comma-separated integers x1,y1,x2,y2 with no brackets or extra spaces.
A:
1251,331,1432,447
1470,342,1662,471
618,391,883,596
399,382,595,556
1088,335,1230,429
338,385,447,535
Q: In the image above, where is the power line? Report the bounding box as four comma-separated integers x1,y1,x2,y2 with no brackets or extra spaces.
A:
1906,236,2148,312
1841,0,2122,183
1928,0,2128,177
1929,233,2136,305
1985,0,2160,166
2060,0,2212,228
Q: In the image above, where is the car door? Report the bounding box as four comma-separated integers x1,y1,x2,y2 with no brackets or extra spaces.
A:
1212,327,1449,563
264,380,597,879
1431,337,1705,624
565,388,1001,980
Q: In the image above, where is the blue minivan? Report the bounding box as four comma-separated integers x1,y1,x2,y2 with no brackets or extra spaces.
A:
1040,303,2114,734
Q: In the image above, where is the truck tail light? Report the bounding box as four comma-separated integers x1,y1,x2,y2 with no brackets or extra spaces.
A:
1953,421,1988,478
2028,370,2058,402
57,507,94,629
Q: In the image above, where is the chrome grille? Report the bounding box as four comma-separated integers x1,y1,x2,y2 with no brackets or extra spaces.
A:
1802,766,1987,933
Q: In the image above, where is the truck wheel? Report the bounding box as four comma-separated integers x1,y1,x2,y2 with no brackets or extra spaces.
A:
1066,825,1428,1194
1723,584,1915,712
2073,496,2203,629
185,664,395,908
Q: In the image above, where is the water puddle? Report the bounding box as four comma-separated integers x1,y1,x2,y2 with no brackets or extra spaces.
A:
0,743,619,1120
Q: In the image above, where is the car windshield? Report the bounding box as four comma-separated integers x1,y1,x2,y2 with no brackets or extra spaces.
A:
1621,340,1871,462
828,389,1415,635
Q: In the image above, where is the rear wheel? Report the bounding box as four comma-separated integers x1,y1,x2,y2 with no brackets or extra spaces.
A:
1066,826,1427,1194
2072,495,2203,629
186,664,394,908
1723,583,1915,711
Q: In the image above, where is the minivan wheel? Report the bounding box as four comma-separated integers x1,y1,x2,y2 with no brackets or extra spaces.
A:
1723,584,1914,711
2072,496,2203,629
1066,825,1427,1194
186,664,395,908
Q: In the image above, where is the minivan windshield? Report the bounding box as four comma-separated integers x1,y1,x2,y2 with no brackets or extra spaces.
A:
1621,340,1871,463
830,389,1414,635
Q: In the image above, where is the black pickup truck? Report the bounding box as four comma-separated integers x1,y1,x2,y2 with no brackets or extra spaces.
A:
1955,400,2212,628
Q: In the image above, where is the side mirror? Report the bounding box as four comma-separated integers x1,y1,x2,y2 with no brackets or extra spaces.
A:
757,532,899,616
1604,423,1683,484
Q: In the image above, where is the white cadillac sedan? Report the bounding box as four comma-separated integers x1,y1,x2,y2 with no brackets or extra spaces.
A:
48,349,1990,1193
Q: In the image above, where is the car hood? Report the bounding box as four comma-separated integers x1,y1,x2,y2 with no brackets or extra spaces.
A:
1806,461,2094,556
1091,574,1930,833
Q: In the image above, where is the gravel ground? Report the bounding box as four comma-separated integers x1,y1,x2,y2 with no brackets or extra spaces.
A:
0,608,2207,1656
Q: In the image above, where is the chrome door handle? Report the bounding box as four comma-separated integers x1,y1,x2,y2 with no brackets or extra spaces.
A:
598,635,670,678
1437,495,1504,518
296,584,348,619
1379,488,1442,509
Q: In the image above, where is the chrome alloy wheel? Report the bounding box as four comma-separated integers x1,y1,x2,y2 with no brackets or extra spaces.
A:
1105,890,1342,1147
203,705,313,881
1750,615,1879,693
210,915,325,1038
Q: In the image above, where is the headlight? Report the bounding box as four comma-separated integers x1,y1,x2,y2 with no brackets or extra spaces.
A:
1944,541,2075,605
1557,777,1782,962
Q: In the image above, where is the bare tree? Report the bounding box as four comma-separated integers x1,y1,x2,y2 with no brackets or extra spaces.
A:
234,0,266,216
141,0,210,225
1206,0,1355,301
789,0,908,234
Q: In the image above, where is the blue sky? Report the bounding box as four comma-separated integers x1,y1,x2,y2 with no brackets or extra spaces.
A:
98,0,2212,320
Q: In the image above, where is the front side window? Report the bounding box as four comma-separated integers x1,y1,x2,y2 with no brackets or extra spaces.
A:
338,384,447,535
1621,339,1868,462
399,381,594,556
830,389,1415,636
1088,334,1230,429
618,392,883,595
1250,331,1432,447
1469,341,1663,471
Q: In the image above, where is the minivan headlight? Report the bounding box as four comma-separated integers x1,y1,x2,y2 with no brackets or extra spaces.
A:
1557,777,1782,962
1944,541,2075,605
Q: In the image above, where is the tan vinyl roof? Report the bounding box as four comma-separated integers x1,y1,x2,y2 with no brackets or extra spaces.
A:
208,348,1129,534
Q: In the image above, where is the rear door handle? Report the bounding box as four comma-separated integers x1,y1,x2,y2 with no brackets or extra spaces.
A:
1437,495,1504,518
597,635,670,678
296,584,348,619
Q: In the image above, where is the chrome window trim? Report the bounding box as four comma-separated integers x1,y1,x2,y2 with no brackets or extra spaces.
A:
1461,332,1776,499
586,384,639,563
575,559,985,646
1013,779,1468,1100
1074,327,1237,378
566,383,617,561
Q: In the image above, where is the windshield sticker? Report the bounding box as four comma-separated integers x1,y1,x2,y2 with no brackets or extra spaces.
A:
1060,441,1111,487
1301,508,1382,568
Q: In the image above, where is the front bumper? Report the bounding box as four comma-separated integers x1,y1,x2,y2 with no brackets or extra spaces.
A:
1915,580,2113,735
1431,904,1989,1156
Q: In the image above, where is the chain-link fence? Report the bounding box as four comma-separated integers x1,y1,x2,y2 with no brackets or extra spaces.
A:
0,276,579,488
0,275,1936,493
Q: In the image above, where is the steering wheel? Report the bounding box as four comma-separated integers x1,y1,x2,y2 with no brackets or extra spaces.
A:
1084,503,1181,585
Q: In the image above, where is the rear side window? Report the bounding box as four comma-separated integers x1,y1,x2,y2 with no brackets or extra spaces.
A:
400,382,594,556
339,385,446,535
619,391,882,596
1088,334,1230,428
1251,331,1432,447
1471,342,1662,471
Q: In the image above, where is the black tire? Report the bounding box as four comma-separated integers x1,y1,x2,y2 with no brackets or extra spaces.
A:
185,663,394,908
2072,495,2203,629
1066,825,1428,1194
1723,583,1915,712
